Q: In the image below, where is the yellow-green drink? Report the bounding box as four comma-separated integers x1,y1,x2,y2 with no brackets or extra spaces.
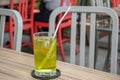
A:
33,32,56,77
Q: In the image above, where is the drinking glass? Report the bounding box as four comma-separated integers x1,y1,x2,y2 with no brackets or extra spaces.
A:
33,32,56,77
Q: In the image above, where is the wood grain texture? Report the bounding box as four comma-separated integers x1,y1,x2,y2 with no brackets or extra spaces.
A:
0,48,120,80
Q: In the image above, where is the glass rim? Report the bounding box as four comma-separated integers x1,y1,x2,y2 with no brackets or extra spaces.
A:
34,32,48,35
33,32,54,38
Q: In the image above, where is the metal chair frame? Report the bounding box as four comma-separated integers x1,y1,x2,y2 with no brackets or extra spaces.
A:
49,6,119,74
0,9,23,51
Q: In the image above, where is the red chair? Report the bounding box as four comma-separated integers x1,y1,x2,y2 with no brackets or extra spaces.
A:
34,0,77,61
5,0,35,49
112,0,120,8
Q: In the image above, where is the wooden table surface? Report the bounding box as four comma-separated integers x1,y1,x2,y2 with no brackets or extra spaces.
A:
113,7,120,17
0,0,19,6
0,48,120,80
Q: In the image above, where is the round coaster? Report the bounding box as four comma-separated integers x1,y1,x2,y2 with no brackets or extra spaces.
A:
31,69,61,79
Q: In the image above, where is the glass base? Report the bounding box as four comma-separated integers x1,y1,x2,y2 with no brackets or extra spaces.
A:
31,69,61,79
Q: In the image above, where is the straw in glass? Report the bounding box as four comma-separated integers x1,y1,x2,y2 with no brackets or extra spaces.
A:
37,6,71,70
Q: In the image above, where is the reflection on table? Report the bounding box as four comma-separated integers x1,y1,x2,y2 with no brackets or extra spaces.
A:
0,48,119,80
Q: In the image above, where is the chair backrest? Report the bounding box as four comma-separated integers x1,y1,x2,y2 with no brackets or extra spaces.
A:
58,0,77,21
90,0,110,8
49,6,119,74
11,0,35,22
0,9,23,51
112,0,120,8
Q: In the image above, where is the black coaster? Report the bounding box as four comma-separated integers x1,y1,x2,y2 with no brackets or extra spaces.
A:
31,69,61,80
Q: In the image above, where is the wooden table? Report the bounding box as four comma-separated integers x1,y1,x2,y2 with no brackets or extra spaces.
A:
0,0,19,6
0,48,119,80
113,7,120,17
